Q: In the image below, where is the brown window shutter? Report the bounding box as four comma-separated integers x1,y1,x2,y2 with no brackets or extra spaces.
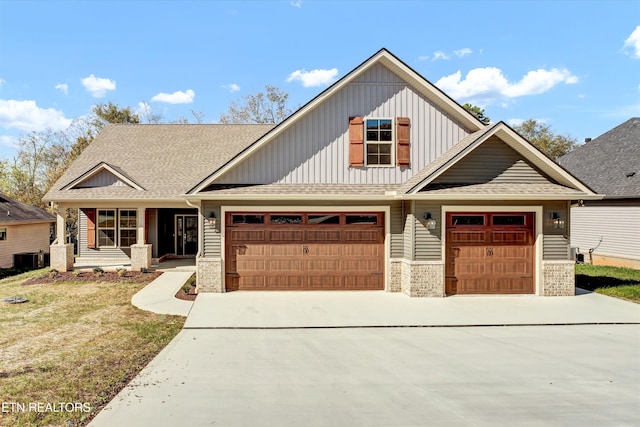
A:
396,117,410,166
83,208,96,249
349,116,364,166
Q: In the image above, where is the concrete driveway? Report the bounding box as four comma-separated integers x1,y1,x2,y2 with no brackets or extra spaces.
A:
90,292,640,426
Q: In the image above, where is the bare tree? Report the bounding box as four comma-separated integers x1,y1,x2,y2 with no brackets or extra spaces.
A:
219,85,292,124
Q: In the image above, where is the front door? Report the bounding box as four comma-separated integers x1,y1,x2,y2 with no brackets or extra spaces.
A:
175,215,198,256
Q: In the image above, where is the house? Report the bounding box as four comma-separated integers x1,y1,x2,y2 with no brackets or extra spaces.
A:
0,193,55,269
558,118,639,268
44,49,600,296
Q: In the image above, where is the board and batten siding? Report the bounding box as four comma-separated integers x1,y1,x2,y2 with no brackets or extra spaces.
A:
570,203,640,260
431,137,553,185
216,63,471,186
0,223,51,268
75,169,129,188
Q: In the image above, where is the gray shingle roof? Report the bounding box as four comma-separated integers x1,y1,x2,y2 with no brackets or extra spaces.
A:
197,183,399,198
44,124,274,202
557,118,640,198
414,182,588,198
0,193,55,224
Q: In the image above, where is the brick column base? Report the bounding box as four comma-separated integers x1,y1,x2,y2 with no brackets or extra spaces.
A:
541,260,575,296
197,257,223,293
130,244,152,271
50,244,74,272
400,260,445,297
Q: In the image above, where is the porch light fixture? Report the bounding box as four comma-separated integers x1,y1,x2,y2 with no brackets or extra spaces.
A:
208,212,216,227
423,212,437,230
551,212,565,229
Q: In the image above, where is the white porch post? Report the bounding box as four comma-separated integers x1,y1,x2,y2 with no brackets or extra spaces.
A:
131,207,152,271
50,204,74,271
137,207,146,245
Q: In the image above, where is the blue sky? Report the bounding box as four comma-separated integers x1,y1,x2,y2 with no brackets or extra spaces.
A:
0,0,638,160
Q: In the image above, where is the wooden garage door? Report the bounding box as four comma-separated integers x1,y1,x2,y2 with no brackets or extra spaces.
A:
225,212,384,291
446,213,534,294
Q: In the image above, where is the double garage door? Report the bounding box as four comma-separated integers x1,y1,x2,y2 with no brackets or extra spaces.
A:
225,212,385,291
446,212,535,294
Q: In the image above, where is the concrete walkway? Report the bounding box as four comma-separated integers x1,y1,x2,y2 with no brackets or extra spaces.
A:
184,289,640,328
131,271,194,317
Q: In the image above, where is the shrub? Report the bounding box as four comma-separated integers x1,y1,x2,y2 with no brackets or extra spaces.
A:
92,267,104,277
48,269,59,278
116,268,127,277
72,270,82,277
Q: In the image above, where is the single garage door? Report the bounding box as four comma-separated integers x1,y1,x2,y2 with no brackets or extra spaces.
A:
225,212,385,291
445,212,534,294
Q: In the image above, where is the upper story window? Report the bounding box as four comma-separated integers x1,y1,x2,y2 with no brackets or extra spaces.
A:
0,227,6,241
366,119,393,166
349,116,410,168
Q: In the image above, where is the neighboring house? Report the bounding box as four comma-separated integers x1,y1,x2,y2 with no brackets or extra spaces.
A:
44,49,599,296
0,193,55,269
558,118,640,268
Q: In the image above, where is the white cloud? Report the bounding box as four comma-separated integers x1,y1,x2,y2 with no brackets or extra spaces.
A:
507,118,524,127
418,55,429,61
81,74,116,98
222,83,240,93
0,78,5,86
436,67,578,105
432,51,449,61
0,135,18,148
453,48,472,58
290,0,302,7
623,25,640,58
287,68,338,87
0,99,72,132
151,89,195,104
55,83,68,95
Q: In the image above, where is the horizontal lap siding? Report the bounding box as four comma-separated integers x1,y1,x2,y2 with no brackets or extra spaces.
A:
216,63,470,186
414,201,443,261
203,201,221,258
390,201,403,258
433,138,551,185
570,203,640,260
78,209,128,259
543,202,569,260
0,223,51,268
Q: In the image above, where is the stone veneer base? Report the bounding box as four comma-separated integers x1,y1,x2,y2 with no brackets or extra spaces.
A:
130,244,152,271
541,260,575,296
390,259,445,298
50,244,74,272
197,257,223,293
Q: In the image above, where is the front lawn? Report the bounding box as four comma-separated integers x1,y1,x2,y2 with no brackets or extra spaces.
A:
576,264,640,303
0,269,184,426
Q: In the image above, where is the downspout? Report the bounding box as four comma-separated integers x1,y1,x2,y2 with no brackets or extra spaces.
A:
185,199,202,259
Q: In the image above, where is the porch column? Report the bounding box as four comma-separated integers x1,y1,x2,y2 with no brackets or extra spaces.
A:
50,204,74,271
131,207,152,271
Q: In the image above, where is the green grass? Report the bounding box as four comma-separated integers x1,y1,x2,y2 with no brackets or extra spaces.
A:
575,264,640,303
0,269,184,426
